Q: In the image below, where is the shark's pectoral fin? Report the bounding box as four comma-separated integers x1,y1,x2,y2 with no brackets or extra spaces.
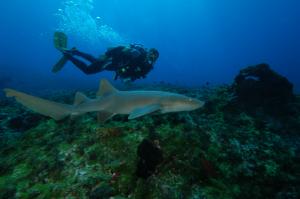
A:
128,104,161,120
97,111,115,123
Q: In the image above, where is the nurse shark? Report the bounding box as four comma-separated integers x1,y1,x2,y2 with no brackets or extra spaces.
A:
3,79,204,122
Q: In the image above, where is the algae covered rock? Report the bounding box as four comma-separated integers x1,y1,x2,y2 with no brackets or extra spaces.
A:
232,63,300,134
7,113,44,131
233,63,295,112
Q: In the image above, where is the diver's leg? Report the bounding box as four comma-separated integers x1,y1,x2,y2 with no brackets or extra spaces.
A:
83,61,106,74
72,50,98,63
65,54,97,74
65,50,114,74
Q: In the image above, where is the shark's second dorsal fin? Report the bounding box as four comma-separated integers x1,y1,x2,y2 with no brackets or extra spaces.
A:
97,79,118,97
74,92,90,105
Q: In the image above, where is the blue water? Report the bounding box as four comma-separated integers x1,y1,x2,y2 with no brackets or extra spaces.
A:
1,0,299,92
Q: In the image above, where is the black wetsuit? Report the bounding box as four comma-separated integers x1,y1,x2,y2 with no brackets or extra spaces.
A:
65,45,154,81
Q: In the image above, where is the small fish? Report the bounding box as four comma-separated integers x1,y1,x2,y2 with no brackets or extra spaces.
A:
3,79,204,122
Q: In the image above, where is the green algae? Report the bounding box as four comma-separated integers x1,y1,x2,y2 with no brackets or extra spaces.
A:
11,163,32,180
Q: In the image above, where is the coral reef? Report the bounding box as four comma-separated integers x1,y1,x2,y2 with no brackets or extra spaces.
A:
0,65,299,198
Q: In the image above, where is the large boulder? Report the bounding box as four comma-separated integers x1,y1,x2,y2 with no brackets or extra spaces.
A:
232,63,295,114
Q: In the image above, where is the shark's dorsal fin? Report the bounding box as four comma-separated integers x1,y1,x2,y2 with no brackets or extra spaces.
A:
97,79,118,97
74,92,90,105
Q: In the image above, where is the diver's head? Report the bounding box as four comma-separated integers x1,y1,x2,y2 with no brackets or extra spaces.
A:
148,48,159,63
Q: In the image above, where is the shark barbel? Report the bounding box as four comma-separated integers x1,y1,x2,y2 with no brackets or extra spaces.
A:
3,79,205,122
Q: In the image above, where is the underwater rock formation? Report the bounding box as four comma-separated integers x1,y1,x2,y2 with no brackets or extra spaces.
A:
231,64,300,134
233,63,295,114
7,114,44,131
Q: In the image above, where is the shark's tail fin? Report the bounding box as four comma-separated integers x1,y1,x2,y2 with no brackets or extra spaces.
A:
3,88,73,120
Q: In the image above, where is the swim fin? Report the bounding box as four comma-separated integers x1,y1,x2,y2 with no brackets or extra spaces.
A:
52,31,69,73
52,56,69,73
54,31,68,50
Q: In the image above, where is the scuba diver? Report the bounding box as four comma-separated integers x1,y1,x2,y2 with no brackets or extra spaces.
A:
52,32,159,82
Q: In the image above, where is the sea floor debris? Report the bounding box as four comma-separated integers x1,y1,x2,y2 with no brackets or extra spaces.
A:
0,70,299,198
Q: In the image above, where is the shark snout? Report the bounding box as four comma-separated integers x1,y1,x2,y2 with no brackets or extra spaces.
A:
190,98,205,110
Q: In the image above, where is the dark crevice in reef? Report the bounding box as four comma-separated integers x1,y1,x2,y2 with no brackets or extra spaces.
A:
136,139,163,179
